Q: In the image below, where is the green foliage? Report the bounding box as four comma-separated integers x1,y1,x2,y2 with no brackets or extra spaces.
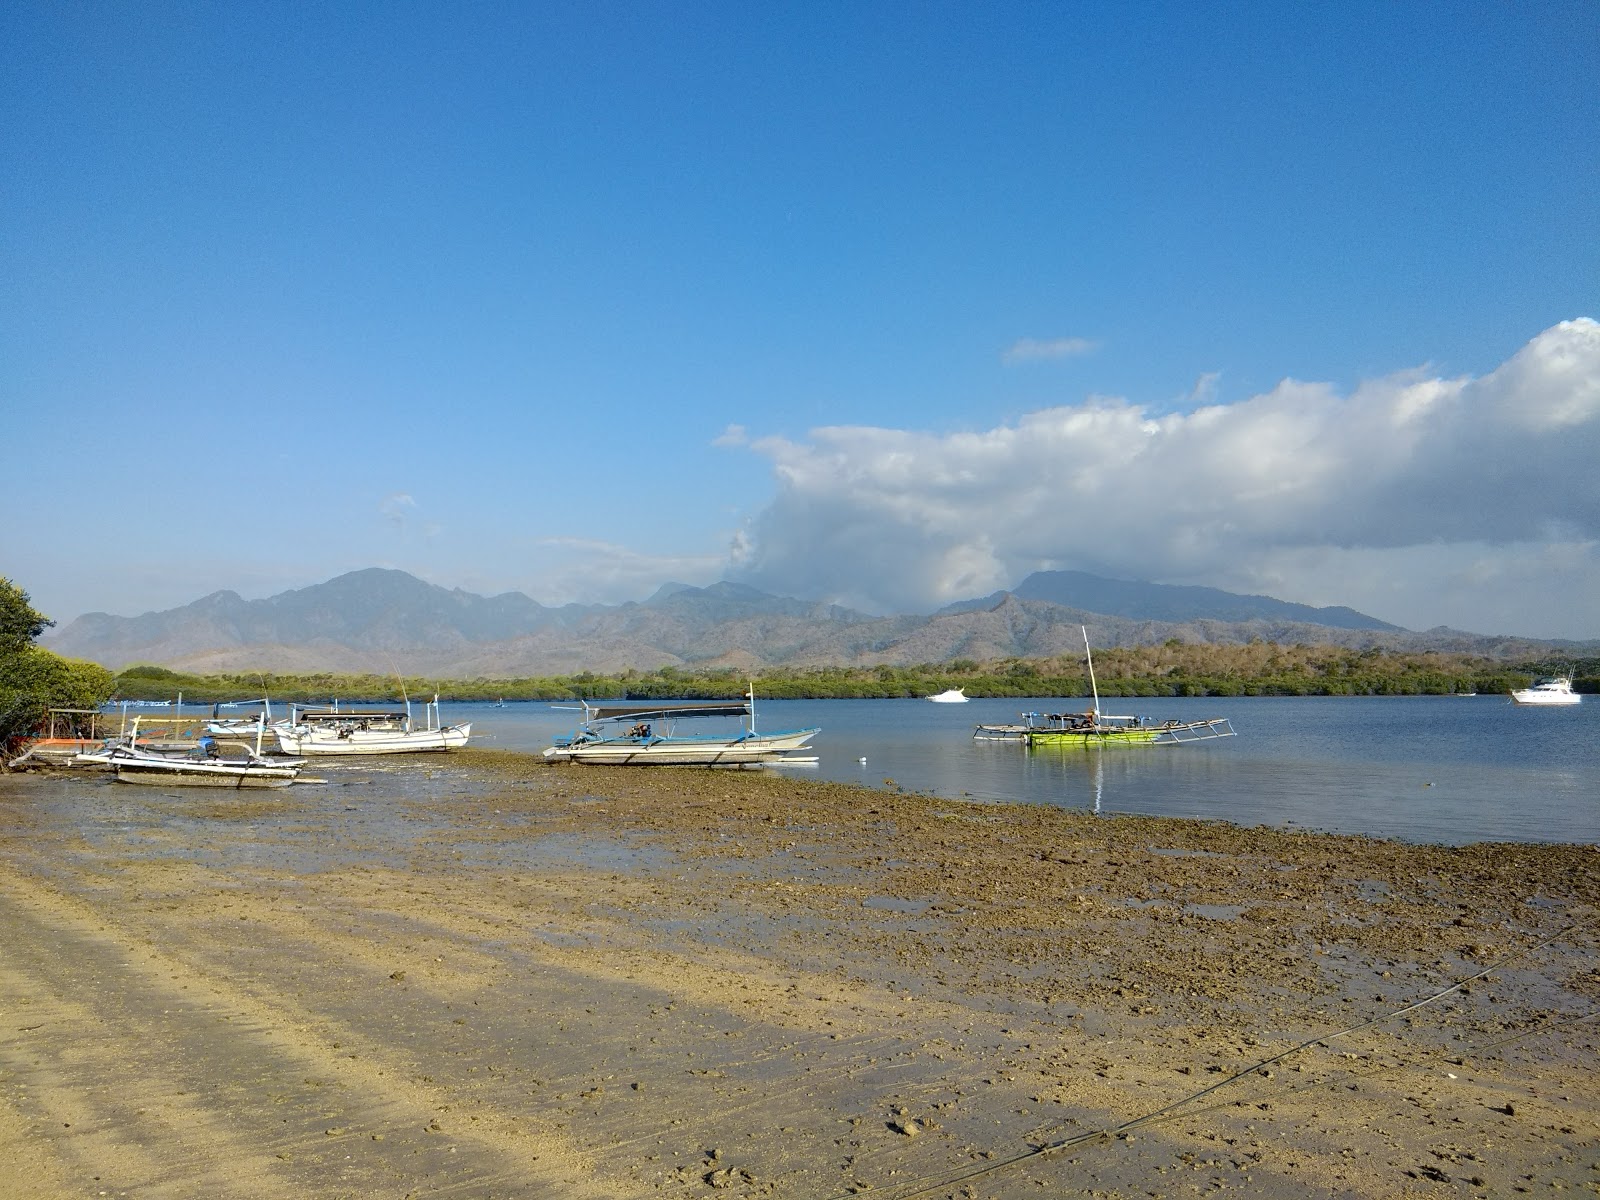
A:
0,579,117,755
0,577,52,654
96,644,1597,705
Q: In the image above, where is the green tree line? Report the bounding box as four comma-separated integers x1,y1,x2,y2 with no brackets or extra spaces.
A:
0,578,117,757
108,641,1596,705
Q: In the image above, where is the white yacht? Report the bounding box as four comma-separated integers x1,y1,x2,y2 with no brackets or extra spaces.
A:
1509,676,1581,706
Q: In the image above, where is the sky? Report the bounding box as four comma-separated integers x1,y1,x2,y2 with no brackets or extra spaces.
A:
3,1,1598,640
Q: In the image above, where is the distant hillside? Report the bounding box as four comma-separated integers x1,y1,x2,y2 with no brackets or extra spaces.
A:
42,567,1588,677
955,570,1401,631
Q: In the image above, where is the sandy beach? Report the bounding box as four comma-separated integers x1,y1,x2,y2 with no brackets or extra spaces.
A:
0,748,1595,1198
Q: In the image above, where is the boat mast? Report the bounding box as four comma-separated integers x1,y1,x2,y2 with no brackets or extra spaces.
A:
1082,626,1101,721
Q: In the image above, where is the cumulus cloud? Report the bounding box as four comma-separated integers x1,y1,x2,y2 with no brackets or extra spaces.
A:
728,319,1600,637
1002,336,1098,364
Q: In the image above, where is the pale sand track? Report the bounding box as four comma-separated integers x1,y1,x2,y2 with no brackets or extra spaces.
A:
1,749,1595,1198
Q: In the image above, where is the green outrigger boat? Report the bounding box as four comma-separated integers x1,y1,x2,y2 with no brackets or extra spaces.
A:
974,627,1236,747
1022,711,1234,746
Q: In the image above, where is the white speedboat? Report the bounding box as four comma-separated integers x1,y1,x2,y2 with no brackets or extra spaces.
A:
273,696,471,755
927,688,969,703
543,694,818,766
1509,676,1582,706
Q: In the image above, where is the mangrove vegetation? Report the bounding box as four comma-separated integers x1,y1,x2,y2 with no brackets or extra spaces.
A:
107,640,1597,705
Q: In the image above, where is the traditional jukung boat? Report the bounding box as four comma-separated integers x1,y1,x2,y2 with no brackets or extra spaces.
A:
272,696,471,755
543,693,818,766
1024,710,1235,746
977,628,1236,747
73,715,305,787
105,743,302,788
6,707,112,768
1509,676,1582,706
206,698,282,742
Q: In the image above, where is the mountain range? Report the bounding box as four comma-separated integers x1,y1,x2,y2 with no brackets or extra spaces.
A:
41,567,1581,676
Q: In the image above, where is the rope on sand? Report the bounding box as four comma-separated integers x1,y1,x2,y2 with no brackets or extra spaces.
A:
839,918,1595,1200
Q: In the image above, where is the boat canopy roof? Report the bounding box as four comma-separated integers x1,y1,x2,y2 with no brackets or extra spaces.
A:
584,701,751,723
295,709,409,723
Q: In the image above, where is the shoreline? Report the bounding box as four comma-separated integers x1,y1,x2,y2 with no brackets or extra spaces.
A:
1,751,1595,1197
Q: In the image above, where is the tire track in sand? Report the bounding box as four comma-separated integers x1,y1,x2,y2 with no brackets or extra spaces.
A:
0,873,613,1199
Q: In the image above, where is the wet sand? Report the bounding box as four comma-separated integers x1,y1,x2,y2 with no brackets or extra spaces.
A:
0,748,1595,1198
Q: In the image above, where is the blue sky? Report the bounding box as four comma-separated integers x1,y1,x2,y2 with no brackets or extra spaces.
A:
4,1,1598,639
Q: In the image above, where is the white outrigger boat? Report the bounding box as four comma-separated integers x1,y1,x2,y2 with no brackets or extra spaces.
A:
1509,676,1582,706
104,744,303,788
273,695,471,755
76,715,305,788
543,694,818,766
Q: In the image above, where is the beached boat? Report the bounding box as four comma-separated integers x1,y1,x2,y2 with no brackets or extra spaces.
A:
206,698,281,739
273,696,471,755
927,687,969,703
1509,676,1582,706
979,628,1236,747
99,741,302,788
543,695,818,766
6,707,112,768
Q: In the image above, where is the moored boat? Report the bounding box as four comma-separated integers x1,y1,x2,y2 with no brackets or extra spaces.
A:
980,627,1236,748
101,741,302,788
6,707,111,767
543,693,818,766
1509,676,1581,706
1024,711,1235,746
273,696,471,755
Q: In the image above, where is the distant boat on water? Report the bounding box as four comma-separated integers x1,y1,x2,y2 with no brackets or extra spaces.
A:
1509,676,1581,706
928,688,968,703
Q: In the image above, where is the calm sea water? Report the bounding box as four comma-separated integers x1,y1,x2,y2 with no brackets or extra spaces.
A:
451,695,1598,847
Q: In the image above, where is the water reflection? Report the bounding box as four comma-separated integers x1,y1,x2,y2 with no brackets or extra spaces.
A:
439,696,1598,845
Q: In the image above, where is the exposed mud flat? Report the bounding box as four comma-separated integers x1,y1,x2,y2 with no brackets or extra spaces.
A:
0,747,1595,1198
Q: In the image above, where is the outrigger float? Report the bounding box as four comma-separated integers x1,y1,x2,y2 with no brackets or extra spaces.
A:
973,627,1235,747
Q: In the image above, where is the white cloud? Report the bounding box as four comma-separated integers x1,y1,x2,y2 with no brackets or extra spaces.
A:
380,492,417,529
728,319,1600,636
524,537,725,606
1002,336,1098,365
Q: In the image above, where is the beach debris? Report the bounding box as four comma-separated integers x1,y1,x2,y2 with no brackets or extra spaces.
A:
887,1107,935,1137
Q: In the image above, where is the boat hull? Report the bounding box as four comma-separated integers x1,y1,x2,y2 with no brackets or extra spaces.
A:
273,724,472,755
112,759,298,788
544,728,819,766
1025,718,1235,747
1027,727,1163,746
1509,680,1581,706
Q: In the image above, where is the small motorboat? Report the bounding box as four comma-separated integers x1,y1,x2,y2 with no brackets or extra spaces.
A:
927,688,968,703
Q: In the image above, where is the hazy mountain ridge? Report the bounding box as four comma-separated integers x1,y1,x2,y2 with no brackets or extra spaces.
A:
42,568,1594,676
